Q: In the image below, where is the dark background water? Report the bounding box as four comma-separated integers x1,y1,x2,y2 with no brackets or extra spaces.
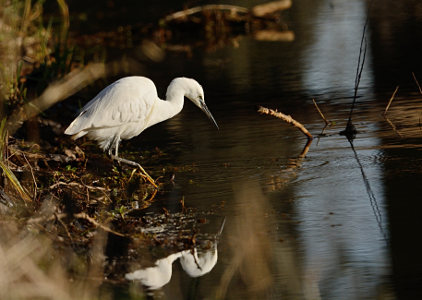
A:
54,0,422,298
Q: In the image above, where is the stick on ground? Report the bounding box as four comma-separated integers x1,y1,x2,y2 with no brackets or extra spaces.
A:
257,106,313,140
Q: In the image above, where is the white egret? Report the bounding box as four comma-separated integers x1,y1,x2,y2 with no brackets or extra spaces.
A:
64,76,218,186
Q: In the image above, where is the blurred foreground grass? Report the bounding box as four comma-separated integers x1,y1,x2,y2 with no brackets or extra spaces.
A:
0,1,115,299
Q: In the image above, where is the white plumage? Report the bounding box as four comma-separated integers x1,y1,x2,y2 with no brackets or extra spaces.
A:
64,76,218,186
125,252,183,290
65,76,218,157
179,246,218,278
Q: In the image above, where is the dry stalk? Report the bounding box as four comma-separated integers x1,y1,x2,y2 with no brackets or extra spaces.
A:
257,106,313,140
384,117,402,138
298,139,312,159
312,98,330,125
384,86,399,116
412,72,422,95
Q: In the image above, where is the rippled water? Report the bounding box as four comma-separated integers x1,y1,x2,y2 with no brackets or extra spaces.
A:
69,0,422,298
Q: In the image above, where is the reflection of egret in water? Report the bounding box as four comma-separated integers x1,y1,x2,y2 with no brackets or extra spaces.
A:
180,218,225,278
125,246,221,291
125,251,182,290
125,219,224,292
180,246,218,278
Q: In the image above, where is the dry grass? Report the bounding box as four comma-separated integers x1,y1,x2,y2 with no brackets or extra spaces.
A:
0,216,110,300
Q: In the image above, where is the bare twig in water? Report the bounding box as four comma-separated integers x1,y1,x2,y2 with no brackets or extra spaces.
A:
257,106,313,140
180,196,186,213
312,98,331,125
348,43,367,123
298,139,312,159
383,86,399,116
412,72,422,95
284,139,313,172
384,117,402,138
383,86,401,137
344,16,369,138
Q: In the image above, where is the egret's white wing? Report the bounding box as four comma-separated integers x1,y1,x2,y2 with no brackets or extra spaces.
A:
65,77,158,135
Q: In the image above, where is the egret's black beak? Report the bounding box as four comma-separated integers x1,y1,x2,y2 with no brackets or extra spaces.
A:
200,102,219,129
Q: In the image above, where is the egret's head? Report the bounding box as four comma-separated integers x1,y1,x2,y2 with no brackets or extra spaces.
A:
183,78,205,105
171,77,219,129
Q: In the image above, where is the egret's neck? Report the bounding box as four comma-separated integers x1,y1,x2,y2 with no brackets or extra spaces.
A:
145,98,183,129
143,80,187,129
166,78,190,104
162,78,190,118
162,77,195,118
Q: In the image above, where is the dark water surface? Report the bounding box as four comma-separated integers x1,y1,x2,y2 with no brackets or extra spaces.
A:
67,0,422,298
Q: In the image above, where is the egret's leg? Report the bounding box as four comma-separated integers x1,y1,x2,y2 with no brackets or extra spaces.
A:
107,140,113,156
109,136,156,188
110,154,157,189
114,138,119,157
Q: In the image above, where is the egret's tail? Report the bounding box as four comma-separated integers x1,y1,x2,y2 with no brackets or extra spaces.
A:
71,131,88,140
64,120,88,140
